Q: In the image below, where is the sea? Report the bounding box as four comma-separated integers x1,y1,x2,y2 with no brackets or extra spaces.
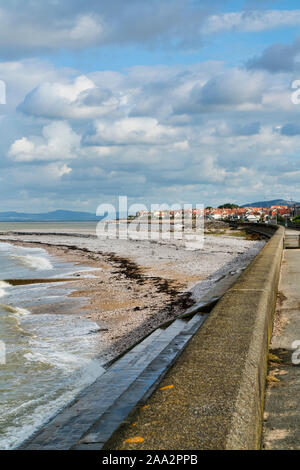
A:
0,235,105,449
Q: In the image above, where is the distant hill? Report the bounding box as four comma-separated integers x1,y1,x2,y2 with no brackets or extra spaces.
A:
0,210,107,222
241,199,300,208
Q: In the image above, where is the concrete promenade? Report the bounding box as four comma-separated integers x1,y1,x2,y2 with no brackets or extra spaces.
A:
263,244,300,450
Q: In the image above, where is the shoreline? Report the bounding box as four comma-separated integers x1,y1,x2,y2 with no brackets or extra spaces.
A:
0,228,266,360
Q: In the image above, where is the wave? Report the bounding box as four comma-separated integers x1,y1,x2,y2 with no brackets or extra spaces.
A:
0,304,31,316
24,321,101,370
0,358,105,450
0,241,53,271
0,241,106,450
0,281,11,298
12,254,53,271
0,281,11,287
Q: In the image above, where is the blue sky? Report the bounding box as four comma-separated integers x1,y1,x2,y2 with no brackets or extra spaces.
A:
1,0,300,211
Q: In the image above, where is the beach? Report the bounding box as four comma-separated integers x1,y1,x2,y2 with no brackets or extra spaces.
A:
0,221,266,448
0,222,265,360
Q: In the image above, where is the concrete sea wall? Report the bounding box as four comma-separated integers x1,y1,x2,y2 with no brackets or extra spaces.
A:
107,226,285,450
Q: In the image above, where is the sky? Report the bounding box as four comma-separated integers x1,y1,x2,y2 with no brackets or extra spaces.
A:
1,0,300,212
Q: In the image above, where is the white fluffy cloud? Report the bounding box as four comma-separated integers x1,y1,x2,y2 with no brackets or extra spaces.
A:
47,163,72,179
84,117,183,146
0,59,74,111
19,65,288,124
19,75,123,119
2,3,300,212
8,121,80,162
2,55,300,210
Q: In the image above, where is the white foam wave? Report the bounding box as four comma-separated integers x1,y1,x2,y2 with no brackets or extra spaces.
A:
0,359,105,450
24,350,89,369
0,241,106,450
0,281,11,298
0,281,11,288
24,321,101,370
12,254,53,271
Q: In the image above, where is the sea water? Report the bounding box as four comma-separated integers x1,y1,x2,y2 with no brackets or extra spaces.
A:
0,242,105,449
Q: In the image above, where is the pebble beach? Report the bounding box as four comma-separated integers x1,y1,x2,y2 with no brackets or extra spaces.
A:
0,222,265,360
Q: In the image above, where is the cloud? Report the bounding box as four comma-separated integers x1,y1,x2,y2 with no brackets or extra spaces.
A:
8,121,80,162
2,58,300,211
0,8,105,57
247,37,300,72
1,163,72,200
1,4,300,59
9,61,291,128
235,121,261,136
48,163,72,178
18,63,226,122
213,121,261,137
200,70,265,106
3,3,300,212
83,117,183,146
19,75,122,119
0,59,74,111
174,69,267,114
202,9,300,34
0,1,213,57
280,123,300,136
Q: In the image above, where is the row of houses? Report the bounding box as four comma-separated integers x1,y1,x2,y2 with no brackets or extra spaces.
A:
137,208,204,219
136,204,300,223
207,205,292,223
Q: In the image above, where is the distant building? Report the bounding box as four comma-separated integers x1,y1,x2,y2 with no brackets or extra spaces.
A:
136,203,295,223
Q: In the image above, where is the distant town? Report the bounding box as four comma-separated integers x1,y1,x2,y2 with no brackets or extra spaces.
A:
0,200,300,224
136,202,300,224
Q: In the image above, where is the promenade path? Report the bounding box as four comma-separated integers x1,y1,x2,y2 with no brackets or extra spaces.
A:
263,238,300,450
